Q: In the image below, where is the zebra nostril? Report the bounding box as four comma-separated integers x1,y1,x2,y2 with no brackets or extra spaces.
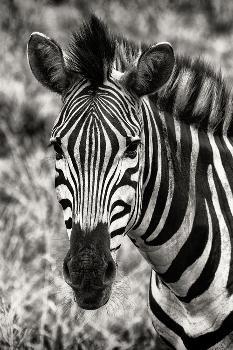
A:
63,259,72,286
104,259,116,284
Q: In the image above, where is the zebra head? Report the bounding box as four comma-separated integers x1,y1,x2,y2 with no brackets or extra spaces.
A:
27,16,174,310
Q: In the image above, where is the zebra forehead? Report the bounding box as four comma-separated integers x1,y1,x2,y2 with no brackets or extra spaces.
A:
51,84,142,141
51,108,139,155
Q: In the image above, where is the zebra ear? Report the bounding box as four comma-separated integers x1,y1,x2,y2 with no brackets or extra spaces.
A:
123,42,175,97
27,32,69,94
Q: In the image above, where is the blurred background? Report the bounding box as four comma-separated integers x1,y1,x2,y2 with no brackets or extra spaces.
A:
1,0,233,349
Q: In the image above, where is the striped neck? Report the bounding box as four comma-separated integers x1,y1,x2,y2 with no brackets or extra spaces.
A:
130,93,233,304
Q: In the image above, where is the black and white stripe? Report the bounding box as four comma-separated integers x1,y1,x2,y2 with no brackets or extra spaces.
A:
129,62,233,348
51,78,143,251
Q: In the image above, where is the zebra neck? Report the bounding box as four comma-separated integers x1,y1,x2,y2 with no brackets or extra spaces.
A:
131,97,233,303
129,100,172,244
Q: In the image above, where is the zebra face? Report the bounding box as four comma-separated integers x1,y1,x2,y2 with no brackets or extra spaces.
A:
51,80,143,239
50,80,143,308
27,16,175,309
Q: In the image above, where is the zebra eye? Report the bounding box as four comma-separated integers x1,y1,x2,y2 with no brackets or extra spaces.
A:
124,140,140,159
53,142,64,160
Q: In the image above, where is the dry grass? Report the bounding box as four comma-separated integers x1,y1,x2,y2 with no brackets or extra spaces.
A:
0,125,153,349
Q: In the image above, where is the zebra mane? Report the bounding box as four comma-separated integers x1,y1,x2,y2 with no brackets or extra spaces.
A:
157,55,233,135
65,15,115,86
65,15,232,134
65,15,141,87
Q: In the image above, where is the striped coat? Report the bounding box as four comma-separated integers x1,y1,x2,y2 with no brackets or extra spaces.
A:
27,15,233,349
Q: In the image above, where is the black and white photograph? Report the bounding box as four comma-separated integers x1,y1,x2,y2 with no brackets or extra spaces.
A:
1,0,233,349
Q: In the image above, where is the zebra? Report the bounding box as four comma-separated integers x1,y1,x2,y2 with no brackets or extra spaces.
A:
27,15,233,350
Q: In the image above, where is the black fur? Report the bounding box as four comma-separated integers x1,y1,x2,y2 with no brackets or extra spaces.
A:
65,15,116,87
65,15,142,87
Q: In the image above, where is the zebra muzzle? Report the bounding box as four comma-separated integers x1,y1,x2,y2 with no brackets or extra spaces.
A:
63,250,116,309
62,222,117,309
